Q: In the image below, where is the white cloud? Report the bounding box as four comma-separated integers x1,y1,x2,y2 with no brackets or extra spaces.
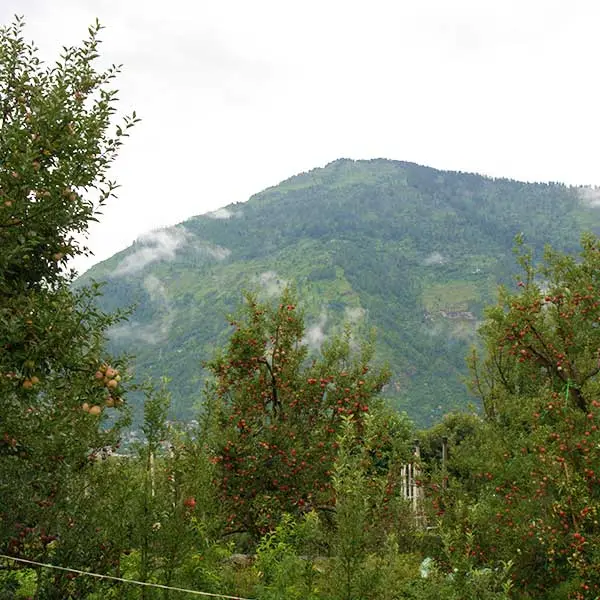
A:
109,274,174,344
194,242,231,261
345,306,365,324
112,227,230,275
424,252,447,266
143,274,168,302
114,228,190,275
206,207,241,219
255,271,286,297
304,312,328,351
578,186,600,207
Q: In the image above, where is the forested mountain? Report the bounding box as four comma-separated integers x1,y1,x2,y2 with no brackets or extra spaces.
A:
81,158,600,424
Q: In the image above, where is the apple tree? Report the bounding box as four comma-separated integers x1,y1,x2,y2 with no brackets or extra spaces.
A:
0,15,137,582
428,236,600,598
203,288,391,537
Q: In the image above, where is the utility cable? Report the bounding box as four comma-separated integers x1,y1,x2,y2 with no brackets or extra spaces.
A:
0,554,255,600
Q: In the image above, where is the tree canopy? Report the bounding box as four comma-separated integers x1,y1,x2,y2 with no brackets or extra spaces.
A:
0,17,137,590
426,235,600,598
204,287,394,536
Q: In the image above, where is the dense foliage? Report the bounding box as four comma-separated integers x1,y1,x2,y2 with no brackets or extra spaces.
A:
0,16,137,597
425,237,600,598
204,288,393,536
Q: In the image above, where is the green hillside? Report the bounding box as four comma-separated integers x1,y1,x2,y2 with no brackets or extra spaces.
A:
81,158,600,424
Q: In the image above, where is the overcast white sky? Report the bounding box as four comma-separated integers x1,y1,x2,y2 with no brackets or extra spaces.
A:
2,0,600,272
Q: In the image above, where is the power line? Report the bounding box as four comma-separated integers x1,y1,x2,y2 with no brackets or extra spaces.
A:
0,554,255,600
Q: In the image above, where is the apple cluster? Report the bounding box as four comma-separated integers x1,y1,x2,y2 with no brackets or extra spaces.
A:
82,364,123,415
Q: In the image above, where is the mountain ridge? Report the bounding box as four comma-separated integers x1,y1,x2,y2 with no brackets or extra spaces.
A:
81,158,600,424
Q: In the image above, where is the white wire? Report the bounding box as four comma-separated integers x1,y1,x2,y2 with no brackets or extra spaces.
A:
0,554,255,600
